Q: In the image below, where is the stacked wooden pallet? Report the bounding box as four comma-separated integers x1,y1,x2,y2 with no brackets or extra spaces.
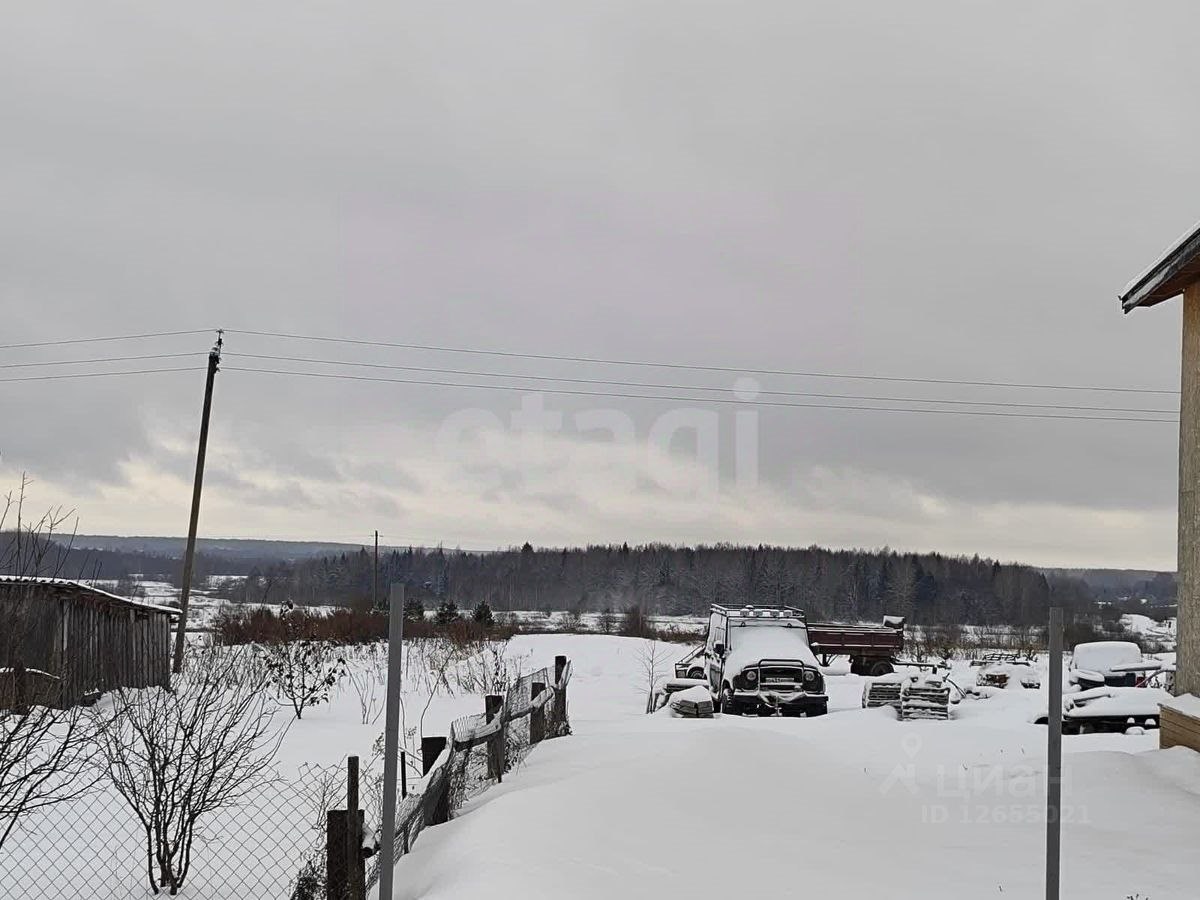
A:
668,685,715,718
862,679,903,709
900,675,951,721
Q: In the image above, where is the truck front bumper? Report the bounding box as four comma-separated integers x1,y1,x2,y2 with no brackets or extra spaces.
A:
730,689,828,716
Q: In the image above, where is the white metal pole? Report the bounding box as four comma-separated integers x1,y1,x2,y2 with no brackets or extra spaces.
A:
378,583,405,900
1046,606,1063,900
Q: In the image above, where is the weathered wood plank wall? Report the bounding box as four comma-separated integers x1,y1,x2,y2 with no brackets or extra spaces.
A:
0,581,175,707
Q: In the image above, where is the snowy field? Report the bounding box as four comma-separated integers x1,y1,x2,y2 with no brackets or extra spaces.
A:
1120,613,1177,650
8,624,1195,898
384,634,1200,900
1,631,548,899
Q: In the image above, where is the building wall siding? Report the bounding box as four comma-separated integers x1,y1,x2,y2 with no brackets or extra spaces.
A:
1178,282,1200,698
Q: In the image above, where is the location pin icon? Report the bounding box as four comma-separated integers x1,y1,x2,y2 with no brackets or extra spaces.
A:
901,733,922,759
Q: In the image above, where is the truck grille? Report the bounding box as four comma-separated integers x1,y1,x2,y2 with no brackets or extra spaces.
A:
760,666,802,684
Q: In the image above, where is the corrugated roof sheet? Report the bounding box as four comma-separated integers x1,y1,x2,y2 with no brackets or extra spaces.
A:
0,576,180,616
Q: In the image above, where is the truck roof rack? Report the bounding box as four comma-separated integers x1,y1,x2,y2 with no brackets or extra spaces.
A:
712,605,806,621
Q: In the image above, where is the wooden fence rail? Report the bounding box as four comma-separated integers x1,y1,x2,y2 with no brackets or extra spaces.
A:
327,655,573,900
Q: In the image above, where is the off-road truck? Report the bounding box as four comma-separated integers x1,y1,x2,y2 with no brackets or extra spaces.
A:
701,605,829,717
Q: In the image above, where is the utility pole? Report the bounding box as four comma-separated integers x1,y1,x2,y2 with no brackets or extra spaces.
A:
374,530,380,610
171,332,223,675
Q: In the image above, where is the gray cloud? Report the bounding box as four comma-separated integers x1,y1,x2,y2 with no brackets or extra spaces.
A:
1,1,1196,567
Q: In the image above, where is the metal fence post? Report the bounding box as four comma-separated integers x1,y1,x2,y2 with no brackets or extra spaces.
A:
1046,607,1063,900
378,584,405,900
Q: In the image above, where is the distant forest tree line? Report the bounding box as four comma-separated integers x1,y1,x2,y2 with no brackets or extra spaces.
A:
0,532,1173,628
224,542,1142,628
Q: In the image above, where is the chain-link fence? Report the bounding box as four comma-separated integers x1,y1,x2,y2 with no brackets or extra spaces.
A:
362,656,572,895
1,656,572,900
0,760,338,900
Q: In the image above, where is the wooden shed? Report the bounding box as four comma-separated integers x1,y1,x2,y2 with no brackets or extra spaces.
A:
0,576,177,709
1120,218,1200,752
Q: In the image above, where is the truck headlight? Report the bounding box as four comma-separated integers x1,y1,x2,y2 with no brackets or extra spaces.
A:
803,669,815,683
745,669,758,684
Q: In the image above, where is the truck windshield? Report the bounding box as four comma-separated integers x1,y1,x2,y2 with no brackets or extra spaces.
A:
726,623,818,669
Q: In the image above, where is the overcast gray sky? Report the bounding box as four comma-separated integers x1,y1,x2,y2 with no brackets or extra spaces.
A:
1,1,1197,568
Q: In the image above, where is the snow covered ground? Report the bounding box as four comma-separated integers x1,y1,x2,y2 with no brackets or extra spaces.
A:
387,634,1200,900
8,619,1194,898
1120,613,1177,650
1,632,534,899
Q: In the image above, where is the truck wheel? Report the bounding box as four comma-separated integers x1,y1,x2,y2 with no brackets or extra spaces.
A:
869,661,894,677
720,686,739,716
807,701,828,717
687,668,704,680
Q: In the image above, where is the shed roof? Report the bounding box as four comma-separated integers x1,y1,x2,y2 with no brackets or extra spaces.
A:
0,576,179,616
1120,219,1200,312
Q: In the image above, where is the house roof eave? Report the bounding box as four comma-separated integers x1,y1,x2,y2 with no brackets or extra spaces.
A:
1120,220,1200,312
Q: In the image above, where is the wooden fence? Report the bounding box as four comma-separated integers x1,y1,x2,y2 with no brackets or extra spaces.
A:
325,655,573,900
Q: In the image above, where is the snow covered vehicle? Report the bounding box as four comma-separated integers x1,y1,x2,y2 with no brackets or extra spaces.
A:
807,615,905,676
700,605,828,717
972,654,1040,690
1062,686,1171,734
1069,641,1155,690
673,645,707,680
676,609,905,683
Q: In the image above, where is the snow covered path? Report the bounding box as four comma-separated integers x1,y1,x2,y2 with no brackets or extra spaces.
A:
390,635,1200,900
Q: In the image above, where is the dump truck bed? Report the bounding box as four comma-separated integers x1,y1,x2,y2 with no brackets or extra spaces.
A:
807,621,904,655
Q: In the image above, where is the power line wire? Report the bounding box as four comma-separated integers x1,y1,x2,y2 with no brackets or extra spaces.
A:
0,367,202,384
0,352,205,370
226,328,1179,396
0,329,215,351
224,351,1177,415
223,365,1179,423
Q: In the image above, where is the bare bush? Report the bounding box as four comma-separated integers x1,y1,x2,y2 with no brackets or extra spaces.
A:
343,644,386,725
635,640,667,714
559,607,583,632
260,637,347,720
96,648,285,895
0,479,100,849
457,638,522,695
925,623,965,661
0,701,99,849
621,604,650,638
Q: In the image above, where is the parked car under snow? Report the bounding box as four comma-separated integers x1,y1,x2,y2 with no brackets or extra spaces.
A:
974,658,1041,690
1062,686,1171,734
1069,641,1154,690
